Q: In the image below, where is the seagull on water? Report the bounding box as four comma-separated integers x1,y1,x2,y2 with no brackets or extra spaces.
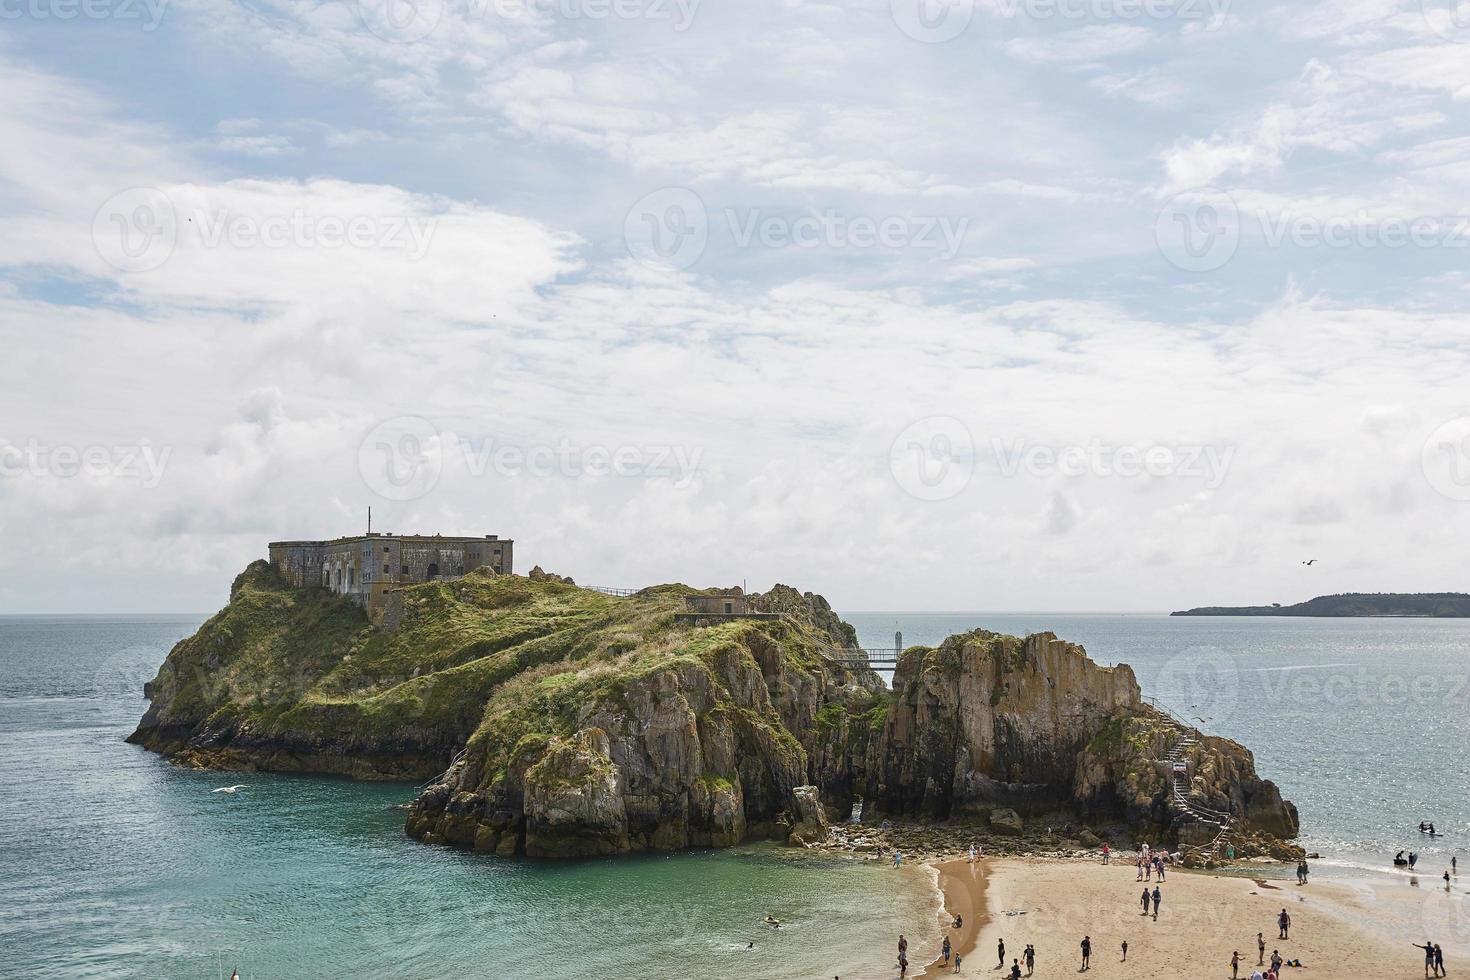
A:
211,785,247,794
1302,559,1318,565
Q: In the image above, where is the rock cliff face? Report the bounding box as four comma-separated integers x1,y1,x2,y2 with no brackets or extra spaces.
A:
868,630,1141,818
133,563,1299,858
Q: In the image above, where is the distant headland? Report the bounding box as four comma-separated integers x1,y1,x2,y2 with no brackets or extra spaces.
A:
1171,592,1470,617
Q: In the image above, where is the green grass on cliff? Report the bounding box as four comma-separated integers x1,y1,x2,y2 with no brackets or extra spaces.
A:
139,562,879,780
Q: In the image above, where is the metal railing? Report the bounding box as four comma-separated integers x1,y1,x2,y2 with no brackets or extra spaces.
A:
586,585,638,596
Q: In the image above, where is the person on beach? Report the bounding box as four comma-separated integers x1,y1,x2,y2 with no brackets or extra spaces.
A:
1025,944,1035,976
1120,940,1128,963
1447,870,1453,891
1277,909,1291,940
1137,857,1145,882
952,952,962,974
1434,943,1445,977
898,935,907,959
1232,950,1241,978
1414,941,1436,979
1258,933,1266,965
1151,885,1161,920
968,843,977,863
898,951,908,978
894,849,903,868
1080,935,1092,971
1454,856,1459,875
1008,959,1021,980
997,938,1005,968
941,936,951,965
1140,886,1151,914
1270,950,1283,974
1156,856,1166,881
1102,843,1110,864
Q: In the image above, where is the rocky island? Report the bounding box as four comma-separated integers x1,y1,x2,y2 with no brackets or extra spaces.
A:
1172,592,1470,617
132,562,1300,862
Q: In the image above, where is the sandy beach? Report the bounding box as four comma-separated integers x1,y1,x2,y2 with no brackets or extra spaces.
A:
900,855,1467,980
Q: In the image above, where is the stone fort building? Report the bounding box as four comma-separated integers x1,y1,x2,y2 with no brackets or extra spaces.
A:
268,532,513,618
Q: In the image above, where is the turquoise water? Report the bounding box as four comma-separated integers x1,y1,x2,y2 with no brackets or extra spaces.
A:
0,615,937,980
7,612,1470,977
850,612,1470,876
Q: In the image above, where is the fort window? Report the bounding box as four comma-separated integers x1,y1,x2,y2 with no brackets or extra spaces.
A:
383,564,390,574
401,565,409,575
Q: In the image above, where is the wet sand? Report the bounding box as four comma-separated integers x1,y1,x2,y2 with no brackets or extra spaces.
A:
972,857,1436,978
919,858,986,977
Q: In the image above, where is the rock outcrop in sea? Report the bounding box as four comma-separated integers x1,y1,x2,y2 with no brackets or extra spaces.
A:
130,562,1299,859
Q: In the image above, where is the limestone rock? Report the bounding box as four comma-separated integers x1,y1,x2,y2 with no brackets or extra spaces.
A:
989,807,1024,835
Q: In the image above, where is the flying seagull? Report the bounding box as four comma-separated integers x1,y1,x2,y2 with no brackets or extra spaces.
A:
211,785,247,794
1302,559,1318,565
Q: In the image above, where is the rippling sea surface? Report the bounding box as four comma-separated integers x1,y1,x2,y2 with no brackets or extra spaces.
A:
0,615,937,980
7,612,1469,978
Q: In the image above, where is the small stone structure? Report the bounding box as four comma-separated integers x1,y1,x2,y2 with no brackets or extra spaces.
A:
674,593,782,626
268,532,513,619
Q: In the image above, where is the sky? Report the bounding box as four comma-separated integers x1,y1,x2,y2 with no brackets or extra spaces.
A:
3,0,1470,613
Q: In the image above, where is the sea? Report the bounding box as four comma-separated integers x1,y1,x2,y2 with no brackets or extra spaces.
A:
4,611,1469,978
